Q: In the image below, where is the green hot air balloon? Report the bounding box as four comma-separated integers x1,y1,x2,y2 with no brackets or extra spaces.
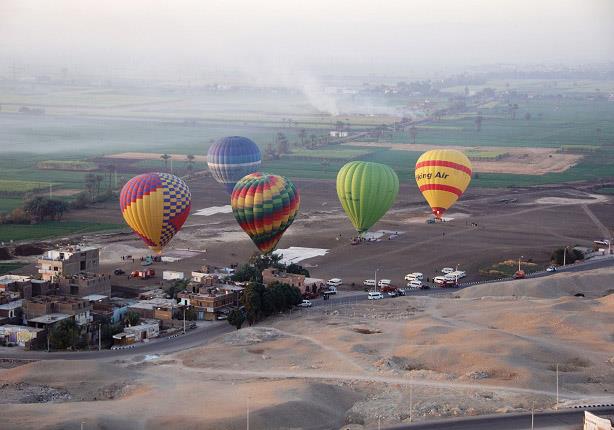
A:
336,161,399,234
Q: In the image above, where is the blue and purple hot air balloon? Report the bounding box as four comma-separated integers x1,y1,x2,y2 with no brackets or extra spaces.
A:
207,136,262,193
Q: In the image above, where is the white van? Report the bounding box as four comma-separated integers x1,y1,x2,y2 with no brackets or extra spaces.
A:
378,279,391,288
363,279,376,287
434,276,446,285
407,280,422,289
441,267,455,274
327,278,343,287
449,271,466,279
368,291,384,300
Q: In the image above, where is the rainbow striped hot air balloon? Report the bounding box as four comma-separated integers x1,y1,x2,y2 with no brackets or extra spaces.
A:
120,172,192,253
231,173,300,254
415,149,472,219
207,136,262,193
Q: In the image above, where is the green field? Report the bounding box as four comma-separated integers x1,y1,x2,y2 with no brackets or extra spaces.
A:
0,198,23,213
37,160,98,170
0,179,50,195
282,148,374,160
0,221,123,242
464,149,509,160
0,262,28,275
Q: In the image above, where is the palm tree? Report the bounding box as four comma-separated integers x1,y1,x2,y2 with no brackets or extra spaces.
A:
104,164,116,191
298,129,306,147
85,173,97,202
186,154,195,175
160,154,171,171
95,175,104,197
409,126,418,144
475,115,483,132
309,134,317,150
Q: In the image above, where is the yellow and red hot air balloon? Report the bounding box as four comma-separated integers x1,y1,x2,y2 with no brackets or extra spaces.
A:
120,172,191,253
415,149,472,219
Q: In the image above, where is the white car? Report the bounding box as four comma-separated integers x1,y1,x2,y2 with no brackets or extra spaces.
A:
407,280,422,289
441,267,455,274
546,266,557,272
434,276,447,285
363,279,376,287
327,278,343,287
298,300,312,308
367,291,384,300
378,279,391,288
444,273,457,282
404,272,423,281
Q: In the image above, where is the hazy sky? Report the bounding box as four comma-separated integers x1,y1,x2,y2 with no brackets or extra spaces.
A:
1,0,613,78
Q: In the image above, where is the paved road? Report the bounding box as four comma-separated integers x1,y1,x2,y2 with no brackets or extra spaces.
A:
1,256,612,361
384,407,614,430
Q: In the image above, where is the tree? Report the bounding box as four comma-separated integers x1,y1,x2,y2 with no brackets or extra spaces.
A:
49,318,79,350
309,134,318,149
298,129,307,147
276,132,289,155
95,175,104,197
23,196,48,223
124,310,140,327
241,282,266,325
285,263,310,277
409,126,418,144
160,154,172,171
186,154,195,175
551,247,584,266
104,164,116,191
475,115,483,132
227,308,246,330
510,103,519,120
85,173,97,202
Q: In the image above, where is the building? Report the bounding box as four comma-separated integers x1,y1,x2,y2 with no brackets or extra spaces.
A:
23,295,92,326
90,297,133,324
163,271,185,281
0,299,23,324
28,313,72,329
127,298,178,321
329,130,349,138
584,411,613,430
37,245,100,281
57,273,111,297
191,272,219,286
0,325,44,347
31,279,57,297
0,275,32,299
113,320,160,346
262,268,305,290
177,286,242,321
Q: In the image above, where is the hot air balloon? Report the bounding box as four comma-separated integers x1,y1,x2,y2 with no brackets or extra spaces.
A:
207,136,262,193
414,149,472,219
336,161,399,234
231,173,300,254
120,172,192,253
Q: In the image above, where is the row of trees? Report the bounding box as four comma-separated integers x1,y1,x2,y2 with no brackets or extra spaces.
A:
0,196,74,225
231,253,310,284
228,281,303,329
159,154,197,175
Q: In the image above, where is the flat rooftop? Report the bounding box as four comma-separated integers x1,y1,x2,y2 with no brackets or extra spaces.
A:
0,300,23,310
0,275,31,283
29,313,71,324
0,324,44,333
81,294,109,302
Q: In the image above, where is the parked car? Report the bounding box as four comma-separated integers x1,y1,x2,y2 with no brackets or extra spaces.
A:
397,288,406,296
326,286,337,294
378,279,392,288
513,270,526,279
419,284,430,290
216,314,228,320
407,280,423,289
434,276,447,285
367,291,384,300
441,267,455,274
298,300,312,308
327,278,343,287
404,272,423,281
387,290,398,297
113,268,125,275
546,266,557,272
363,279,376,287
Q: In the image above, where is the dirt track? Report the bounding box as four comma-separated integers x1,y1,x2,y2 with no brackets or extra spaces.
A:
344,142,582,175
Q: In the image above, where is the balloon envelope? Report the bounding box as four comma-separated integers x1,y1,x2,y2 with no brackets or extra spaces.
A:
120,172,192,253
336,161,399,233
207,136,262,193
414,149,472,218
231,173,300,254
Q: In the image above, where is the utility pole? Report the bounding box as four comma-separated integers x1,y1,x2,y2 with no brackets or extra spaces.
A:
518,256,523,272
563,247,567,266
556,363,559,409
246,396,250,430
531,401,535,430
183,306,186,334
81,422,85,430
98,324,102,351
47,331,50,352
409,381,413,423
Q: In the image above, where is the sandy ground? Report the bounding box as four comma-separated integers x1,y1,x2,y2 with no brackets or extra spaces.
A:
344,142,583,175
1,280,612,429
104,152,208,162
62,175,614,293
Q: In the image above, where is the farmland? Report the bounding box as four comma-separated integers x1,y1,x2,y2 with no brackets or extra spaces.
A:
0,221,122,242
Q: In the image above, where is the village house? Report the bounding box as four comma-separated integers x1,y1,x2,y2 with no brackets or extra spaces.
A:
37,245,100,281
